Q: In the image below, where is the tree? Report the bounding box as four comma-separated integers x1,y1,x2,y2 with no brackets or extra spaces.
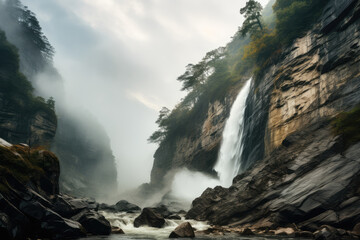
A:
46,97,55,110
239,0,263,37
148,107,170,144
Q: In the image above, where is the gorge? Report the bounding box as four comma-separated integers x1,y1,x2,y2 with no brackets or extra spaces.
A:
1,0,360,239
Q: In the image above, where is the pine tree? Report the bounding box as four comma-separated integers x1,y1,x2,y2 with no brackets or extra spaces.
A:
239,0,263,37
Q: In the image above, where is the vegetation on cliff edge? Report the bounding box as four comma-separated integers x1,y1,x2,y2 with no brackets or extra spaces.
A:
0,30,56,120
149,0,327,147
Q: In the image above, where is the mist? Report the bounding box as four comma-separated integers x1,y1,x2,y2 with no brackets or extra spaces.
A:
14,0,269,195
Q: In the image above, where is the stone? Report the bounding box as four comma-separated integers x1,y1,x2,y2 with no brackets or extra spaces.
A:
300,210,339,231
53,194,98,218
168,215,181,220
241,228,255,235
295,231,314,238
115,200,141,212
134,208,165,228
19,200,86,238
112,227,125,234
274,227,295,237
71,209,111,235
152,204,172,218
169,222,195,238
353,222,360,236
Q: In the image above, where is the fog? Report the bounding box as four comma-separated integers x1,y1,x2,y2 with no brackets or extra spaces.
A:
20,0,269,192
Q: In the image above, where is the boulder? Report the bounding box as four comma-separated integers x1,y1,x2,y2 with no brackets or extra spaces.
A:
169,222,195,238
0,194,29,239
112,227,125,234
71,209,111,235
168,215,181,220
19,200,86,239
115,200,141,212
240,228,254,236
52,194,100,218
153,205,173,218
134,208,165,228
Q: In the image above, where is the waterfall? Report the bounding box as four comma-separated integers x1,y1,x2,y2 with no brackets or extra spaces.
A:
214,78,252,187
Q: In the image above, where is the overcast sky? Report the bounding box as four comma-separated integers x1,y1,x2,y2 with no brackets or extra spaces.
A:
22,0,269,191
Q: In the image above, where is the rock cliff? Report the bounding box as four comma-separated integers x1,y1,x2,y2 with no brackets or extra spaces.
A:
0,93,57,147
0,1,118,199
241,0,360,168
150,80,246,185
186,0,360,235
0,139,112,239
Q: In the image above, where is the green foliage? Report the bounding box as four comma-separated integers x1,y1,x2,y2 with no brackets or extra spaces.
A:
0,144,58,194
149,0,328,155
0,30,56,119
273,0,328,45
239,0,264,37
332,105,360,149
46,97,55,110
3,0,54,63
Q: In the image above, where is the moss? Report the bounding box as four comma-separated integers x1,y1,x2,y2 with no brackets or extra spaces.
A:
0,145,59,195
332,105,360,149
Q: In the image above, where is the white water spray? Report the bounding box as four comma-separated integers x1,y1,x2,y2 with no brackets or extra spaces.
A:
214,78,252,187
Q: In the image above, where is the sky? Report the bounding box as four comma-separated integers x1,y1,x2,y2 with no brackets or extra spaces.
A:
22,0,269,191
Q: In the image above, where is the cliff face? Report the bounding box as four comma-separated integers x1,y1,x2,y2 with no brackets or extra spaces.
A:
150,82,245,185
241,0,360,168
0,1,118,199
187,0,360,233
0,93,56,147
0,139,111,239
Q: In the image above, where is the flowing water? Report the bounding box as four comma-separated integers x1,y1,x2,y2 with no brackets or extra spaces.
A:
214,78,252,187
79,211,299,240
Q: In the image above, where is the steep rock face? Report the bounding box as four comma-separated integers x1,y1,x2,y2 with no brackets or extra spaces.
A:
0,102,56,147
187,121,360,231
0,139,111,239
187,0,360,232
0,93,56,146
0,1,118,198
242,0,360,168
52,110,118,199
151,82,245,185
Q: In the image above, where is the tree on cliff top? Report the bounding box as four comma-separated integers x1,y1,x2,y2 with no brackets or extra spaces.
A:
239,0,264,37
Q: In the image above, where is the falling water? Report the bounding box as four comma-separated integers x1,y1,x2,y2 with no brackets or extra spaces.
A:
214,78,252,187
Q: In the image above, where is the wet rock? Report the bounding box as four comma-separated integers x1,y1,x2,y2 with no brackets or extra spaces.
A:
112,227,125,234
0,194,29,239
115,200,141,212
134,208,165,228
274,227,295,237
338,198,360,228
314,225,339,240
19,200,86,238
300,210,339,231
71,209,111,235
240,228,254,236
168,215,181,220
295,231,314,238
354,223,360,235
41,217,86,239
53,194,98,218
153,205,172,218
169,222,195,238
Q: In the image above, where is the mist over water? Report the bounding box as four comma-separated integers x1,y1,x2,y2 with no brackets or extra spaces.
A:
214,78,252,187
169,78,252,205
